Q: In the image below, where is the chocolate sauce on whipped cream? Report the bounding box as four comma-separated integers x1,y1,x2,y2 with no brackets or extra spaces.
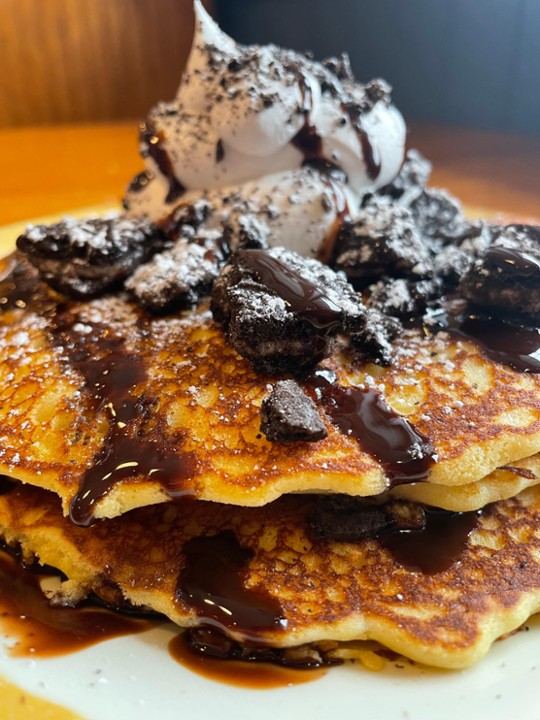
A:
140,121,186,204
51,311,195,526
308,370,436,485
176,531,287,641
342,102,381,181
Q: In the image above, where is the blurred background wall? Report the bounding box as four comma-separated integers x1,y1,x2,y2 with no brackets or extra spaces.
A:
1,0,538,135
0,0,208,127
217,0,540,136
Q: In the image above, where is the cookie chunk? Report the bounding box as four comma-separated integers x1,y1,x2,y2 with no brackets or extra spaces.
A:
333,196,432,286
211,247,366,375
17,216,167,298
459,224,540,323
260,380,327,442
308,495,426,543
368,277,443,322
126,229,228,313
378,148,432,200
407,187,470,245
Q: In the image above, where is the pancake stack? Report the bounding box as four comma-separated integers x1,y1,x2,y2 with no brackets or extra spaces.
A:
0,179,539,671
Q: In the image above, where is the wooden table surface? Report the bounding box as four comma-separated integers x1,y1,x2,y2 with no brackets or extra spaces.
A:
0,121,538,227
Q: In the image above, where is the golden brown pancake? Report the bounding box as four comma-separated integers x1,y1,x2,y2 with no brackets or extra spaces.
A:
2,480,540,670
1,254,540,522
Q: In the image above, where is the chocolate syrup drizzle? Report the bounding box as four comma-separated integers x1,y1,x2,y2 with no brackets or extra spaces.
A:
289,63,381,182
308,370,437,485
342,102,382,181
177,531,287,642
51,311,196,526
453,314,540,374
237,249,343,331
140,121,186,204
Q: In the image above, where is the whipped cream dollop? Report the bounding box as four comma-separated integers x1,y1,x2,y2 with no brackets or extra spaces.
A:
123,0,406,256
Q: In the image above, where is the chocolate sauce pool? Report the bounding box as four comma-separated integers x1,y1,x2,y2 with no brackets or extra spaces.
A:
0,255,56,316
168,629,326,688
0,550,150,658
381,507,481,574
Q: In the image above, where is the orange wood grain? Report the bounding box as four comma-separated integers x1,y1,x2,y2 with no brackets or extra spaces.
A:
0,122,538,226
0,0,213,127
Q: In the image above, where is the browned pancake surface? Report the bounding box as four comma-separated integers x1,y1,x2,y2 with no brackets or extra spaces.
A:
1,255,540,519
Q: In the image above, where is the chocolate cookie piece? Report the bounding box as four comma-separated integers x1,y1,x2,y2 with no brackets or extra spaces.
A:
407,187,470,245
333,196,432,286
433,222,492,286
350,307,402,366
126,229,228,313
225,213,271,252
459,224,540,323
260,379,327,442
308,494,426,543
16,216,167,299
368,276,443,322
211,247,366,375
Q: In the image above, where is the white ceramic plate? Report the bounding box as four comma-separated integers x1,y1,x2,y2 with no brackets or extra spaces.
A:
1,615,539,720
1,212,539,720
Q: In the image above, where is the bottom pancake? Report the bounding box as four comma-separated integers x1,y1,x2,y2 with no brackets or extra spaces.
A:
1,481,540,670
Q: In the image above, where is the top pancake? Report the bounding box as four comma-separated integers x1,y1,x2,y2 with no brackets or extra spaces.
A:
1,254,539,521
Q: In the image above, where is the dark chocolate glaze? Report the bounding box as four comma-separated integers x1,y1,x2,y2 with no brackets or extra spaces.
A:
485,245,540,279
140,121,186,203
381,507,481,574
50,311,195,526
237,249,343,331
455,315,540,373
176,530,287,642
308,370,437,485
127,169,154,194
342,102,381,181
